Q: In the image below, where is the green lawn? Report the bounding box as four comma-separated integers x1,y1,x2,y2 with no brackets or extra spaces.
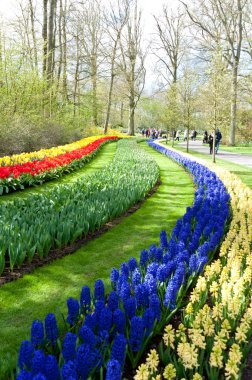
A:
0,142,194,377
219,146,252,154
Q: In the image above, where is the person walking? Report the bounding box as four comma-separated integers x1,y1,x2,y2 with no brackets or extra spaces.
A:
175,130,180,141
203,131,208,143
209,134,214,154
215,129,222,153
184,129,188,141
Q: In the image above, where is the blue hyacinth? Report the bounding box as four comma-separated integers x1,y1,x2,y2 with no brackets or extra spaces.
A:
79,325,95,347
17,370,32,380
129,316,144,352
32,374,47,380
45,354,60,380
188,254,198,274
120,262,129,278
31,320,44,349
113,308,126,334
119,282,131,302
98,307,113,332
67,297,79,326
61,361,78,380
45,313,59,346
140,249,148,268
62,332,77,362
31,350,46,377
164,278,179,310
154,247,163,262
160,230,168,250
110,268,119,291
94,300,105,316
128,257,137,272
132,268,141,289
148,244,157,261
146,262,159,278
144,273,157,295
94,279,105,301
108,291,119,312
80,285,91,314
84,313,98,331
90,348,103,372
150,293,161,321
143,308,155,335
135,283,149,309
76,344,91,380
18,340,34,370
105,359,121,380
123,296,136,320
111,334,127,367
156,264,169,283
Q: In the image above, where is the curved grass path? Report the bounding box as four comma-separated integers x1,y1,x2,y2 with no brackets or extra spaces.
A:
0,142,194,377
0,141,117,203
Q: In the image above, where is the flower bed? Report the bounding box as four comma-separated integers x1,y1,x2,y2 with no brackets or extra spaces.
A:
136,150,252,380
0,140,159,274
14,142,230,380
0,131,127,167
0,136,118,194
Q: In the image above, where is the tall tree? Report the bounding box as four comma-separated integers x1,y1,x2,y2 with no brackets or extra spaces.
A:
28,0,38,71
47,0,57,84
119,0,145,136
181,0,247,145
42,0,48,77
103,0,129,133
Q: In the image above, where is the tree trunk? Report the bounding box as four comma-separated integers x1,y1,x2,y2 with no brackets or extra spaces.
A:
29,0,38,72
47,0,56,84
73,37,80,117
56,0,63,89
230,61,238,146
120,102,124,127
104,73,115,134
104,34,119,134
62,0,68,100
91,56,98,126
42,0,48,77
128,91,135,135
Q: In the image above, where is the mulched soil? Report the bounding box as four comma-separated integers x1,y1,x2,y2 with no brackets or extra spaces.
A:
0,178,161,287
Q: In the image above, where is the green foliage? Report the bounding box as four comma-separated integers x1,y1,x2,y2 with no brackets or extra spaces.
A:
0,139,159,273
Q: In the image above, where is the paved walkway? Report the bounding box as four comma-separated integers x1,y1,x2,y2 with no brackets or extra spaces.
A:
178,140,252,169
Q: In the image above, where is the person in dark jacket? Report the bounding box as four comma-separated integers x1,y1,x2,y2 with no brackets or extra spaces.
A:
215,129,222,153
209,134,214,154
203,131,208,143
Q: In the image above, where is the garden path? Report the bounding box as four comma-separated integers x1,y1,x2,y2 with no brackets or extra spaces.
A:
178,140,252,168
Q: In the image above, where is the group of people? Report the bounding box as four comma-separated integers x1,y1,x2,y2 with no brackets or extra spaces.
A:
203,129,222,154
141,127,222,154
141,128,162,139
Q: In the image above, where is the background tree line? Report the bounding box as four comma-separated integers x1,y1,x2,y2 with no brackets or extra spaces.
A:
0,0,252,155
